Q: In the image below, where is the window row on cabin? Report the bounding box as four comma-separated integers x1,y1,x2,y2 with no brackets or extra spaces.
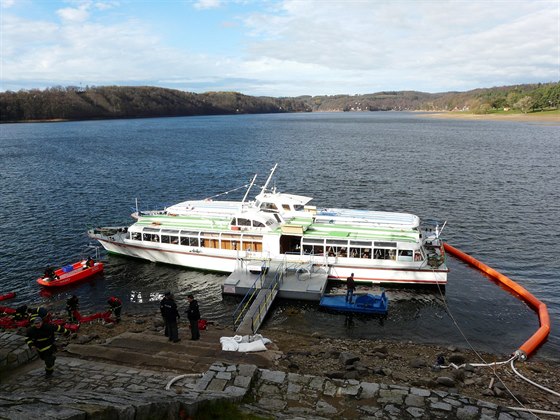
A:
301,239,421,261
129,229,264,251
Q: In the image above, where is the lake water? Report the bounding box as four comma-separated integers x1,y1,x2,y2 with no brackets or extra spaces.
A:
1,112,558,361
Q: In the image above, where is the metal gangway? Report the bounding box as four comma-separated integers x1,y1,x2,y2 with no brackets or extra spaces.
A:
232,259,287,336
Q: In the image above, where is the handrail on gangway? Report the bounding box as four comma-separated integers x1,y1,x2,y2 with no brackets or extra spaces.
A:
232,260,269,330
232,259,286,335
443,242,550,360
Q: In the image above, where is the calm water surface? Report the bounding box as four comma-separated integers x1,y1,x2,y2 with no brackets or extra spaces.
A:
1,112,558,361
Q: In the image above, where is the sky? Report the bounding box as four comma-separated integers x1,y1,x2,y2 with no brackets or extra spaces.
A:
0,0,558,97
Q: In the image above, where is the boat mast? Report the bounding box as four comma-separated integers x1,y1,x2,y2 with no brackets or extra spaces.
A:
241,174,258,204
260,163,278,195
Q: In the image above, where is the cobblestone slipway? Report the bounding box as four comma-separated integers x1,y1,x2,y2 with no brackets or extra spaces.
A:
0,331,536,419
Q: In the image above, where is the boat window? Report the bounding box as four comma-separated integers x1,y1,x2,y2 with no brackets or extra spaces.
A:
143,233,160,242
180,236,199,247
302,238,324,245
220,233,241,250
282,204,291,211
312,245,325,255
161,235,179,244
350,247,371,258
294,204,304,211
131,232,141,241
201,233,219,248
273,214,282,223
398,249,414,262
241,234,263,252
373,248,396,260
350,240,372,247
143,227,160,233
265,218,275,226
238,218,251,226
261,202,279,211
161,229,179,235
375,241,397,248
180,231,199,236
326,239,349,246
253,221,265,228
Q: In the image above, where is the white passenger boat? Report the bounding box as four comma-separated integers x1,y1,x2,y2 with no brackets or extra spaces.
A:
88,166,448,286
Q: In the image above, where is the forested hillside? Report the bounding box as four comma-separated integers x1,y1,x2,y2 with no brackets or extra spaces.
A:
0,82,557,123
0,86,310,122
300,82,559,113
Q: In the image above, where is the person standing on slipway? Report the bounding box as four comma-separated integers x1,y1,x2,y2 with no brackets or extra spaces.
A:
186,294,201,341
160,292,180,342
346,273,356,304
26,316,70,376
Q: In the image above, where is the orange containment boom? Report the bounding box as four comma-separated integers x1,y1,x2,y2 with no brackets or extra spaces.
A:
443,242,550,360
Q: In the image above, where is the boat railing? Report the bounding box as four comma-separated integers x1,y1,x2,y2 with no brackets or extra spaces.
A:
232,258,287,333
232,259,270,330
245,260,286,334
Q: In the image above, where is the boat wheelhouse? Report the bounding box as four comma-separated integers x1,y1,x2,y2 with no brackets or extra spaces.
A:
89,168,448,286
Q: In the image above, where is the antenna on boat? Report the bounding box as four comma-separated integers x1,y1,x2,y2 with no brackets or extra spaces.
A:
135,198,139,216
242,173,258,203
260,163,278,195
436,220,447,238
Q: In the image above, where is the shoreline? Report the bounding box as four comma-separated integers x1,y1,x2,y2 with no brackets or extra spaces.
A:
2,110,558,125
416,111,559,124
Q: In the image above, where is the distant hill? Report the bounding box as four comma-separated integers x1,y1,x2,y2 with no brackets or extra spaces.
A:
0,82,557,123
299,83,559,113
0,86,310,123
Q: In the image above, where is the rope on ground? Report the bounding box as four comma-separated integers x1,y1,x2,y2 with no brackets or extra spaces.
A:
431,266,533,415
165,373,203,390
510,359,560,398
506,407,560,417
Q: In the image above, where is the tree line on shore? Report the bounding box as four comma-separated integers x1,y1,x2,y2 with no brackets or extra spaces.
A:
0,82,558,123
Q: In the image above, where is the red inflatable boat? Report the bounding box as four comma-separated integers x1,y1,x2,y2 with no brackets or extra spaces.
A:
36,260,104,287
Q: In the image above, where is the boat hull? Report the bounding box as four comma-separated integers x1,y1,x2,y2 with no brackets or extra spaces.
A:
93,236,447,286
37,262,104,288
319,293,389,315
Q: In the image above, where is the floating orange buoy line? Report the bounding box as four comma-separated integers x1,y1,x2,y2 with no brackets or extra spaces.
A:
443,242,551,360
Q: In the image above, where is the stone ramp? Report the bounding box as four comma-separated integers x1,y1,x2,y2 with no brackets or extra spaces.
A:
1,331,525,420
65,329,277,373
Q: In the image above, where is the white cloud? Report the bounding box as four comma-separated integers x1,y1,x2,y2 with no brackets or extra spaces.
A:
1,0,16,8
56,5,90,22
193,0,222,10
239,1,559,93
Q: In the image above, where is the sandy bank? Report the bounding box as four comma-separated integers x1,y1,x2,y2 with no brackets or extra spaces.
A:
418,111,559,124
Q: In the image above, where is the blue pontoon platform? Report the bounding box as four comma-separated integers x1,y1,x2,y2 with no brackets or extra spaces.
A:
319,291,389,315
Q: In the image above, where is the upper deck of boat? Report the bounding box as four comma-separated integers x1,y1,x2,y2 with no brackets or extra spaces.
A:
133,208,421,244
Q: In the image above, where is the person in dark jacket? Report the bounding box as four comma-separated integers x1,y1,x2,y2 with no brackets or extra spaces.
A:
28,306,49,324
160,292,180,342
26,316,70,376
83,256,95,270
66,295,79,322
346,273,356,304
185,294,201,341
43,266,59,280
107,296,122,322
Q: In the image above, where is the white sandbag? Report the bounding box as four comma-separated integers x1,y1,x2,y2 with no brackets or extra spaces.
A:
237,339,267,352
220,337,239,351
